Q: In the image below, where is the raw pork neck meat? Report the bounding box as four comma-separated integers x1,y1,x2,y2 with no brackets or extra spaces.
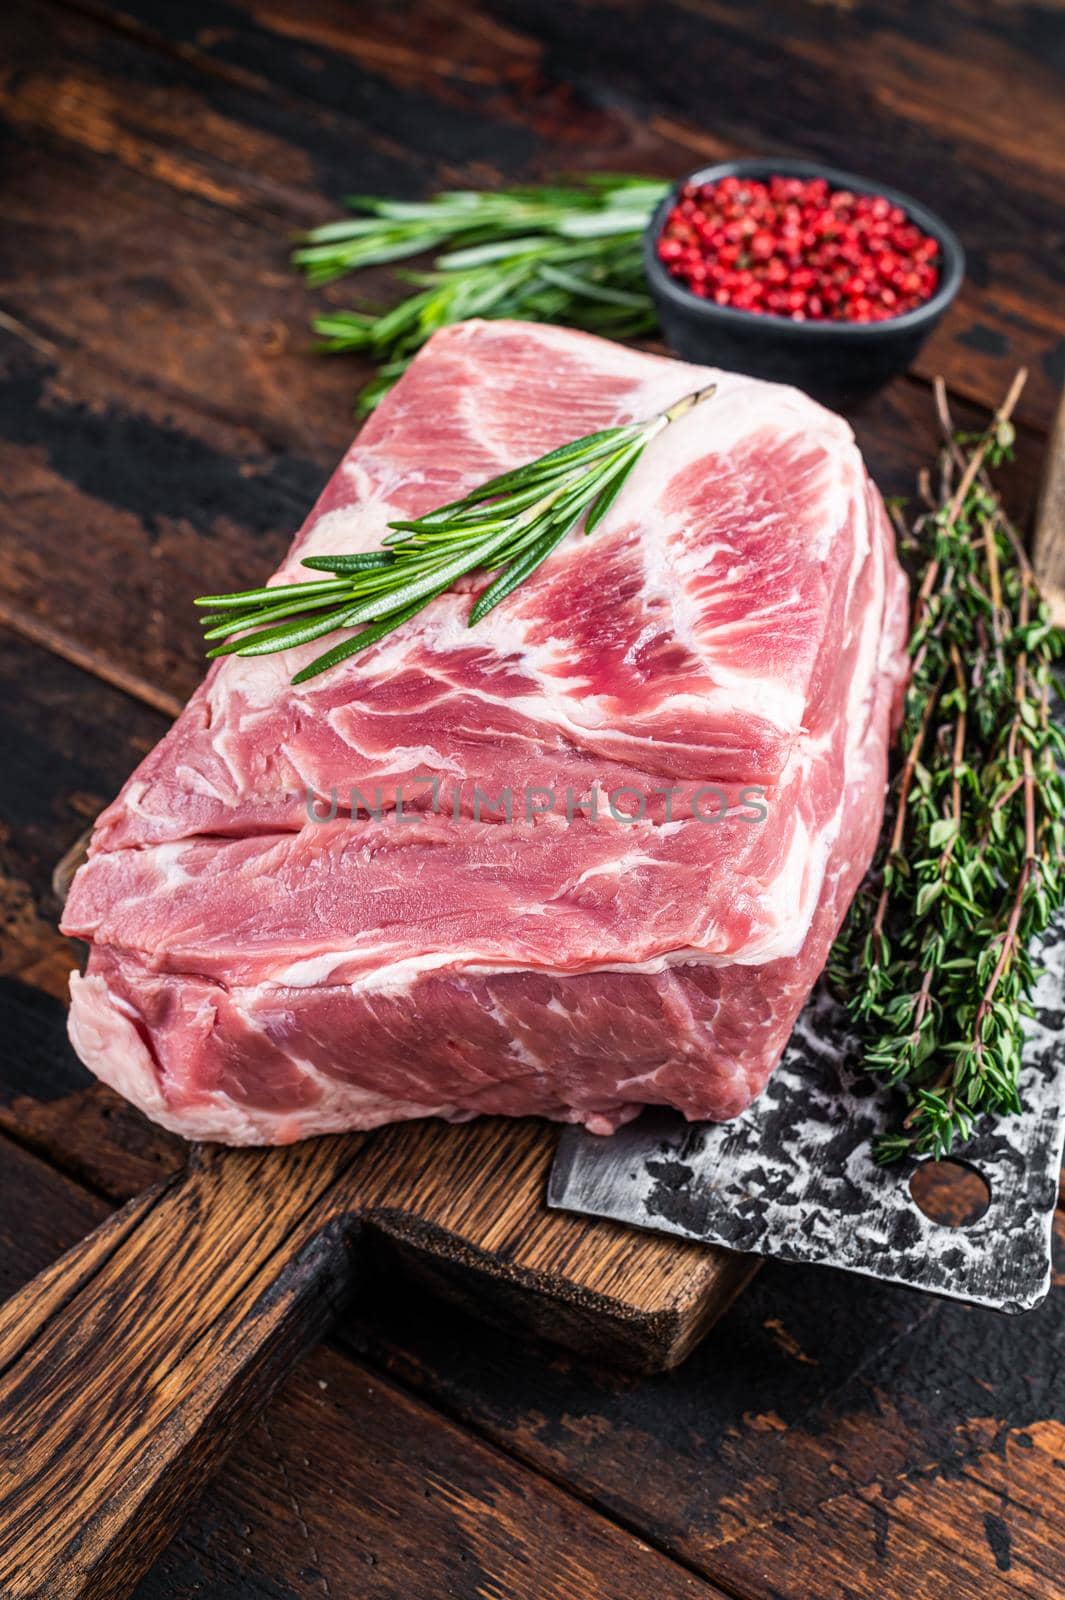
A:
63,320,908,1144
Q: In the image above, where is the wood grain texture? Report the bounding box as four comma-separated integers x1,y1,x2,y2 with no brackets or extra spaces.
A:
0,1136,722,1600
53,0,1065,426
131,1344,717,1600
360,1118,757,1367
0,1142,365,1598
349,1209,1065,1600
1034,390,1065,623
1,0,1063,1595
0,1114,751,1595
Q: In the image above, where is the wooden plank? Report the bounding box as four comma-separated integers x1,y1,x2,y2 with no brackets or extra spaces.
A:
1,0,422,227
0,1135,719,1600
55,0,1064,428
355,1117,757,1370
0,328,324,711
0,1128,109,1300
0,2,374,454
0,1139,369,1597
347,1207,1065,1600
135,1343,717,1598
0,967,185,1199
0,628,167,910
0,0,567,449
0,620,168,1002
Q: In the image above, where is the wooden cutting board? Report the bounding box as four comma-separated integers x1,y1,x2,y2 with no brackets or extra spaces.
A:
0,1102,756,1598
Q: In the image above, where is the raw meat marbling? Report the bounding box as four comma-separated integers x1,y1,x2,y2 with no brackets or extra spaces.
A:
62,321,908,1143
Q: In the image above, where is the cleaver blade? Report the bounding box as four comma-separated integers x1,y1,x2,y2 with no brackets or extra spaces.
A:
548,925,1065,1313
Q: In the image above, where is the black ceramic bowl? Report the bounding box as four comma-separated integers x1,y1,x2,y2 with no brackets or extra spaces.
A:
644,159,964,408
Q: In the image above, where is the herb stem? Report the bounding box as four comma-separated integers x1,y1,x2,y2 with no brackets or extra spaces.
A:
197,385,714,682
293,178,667,411
832,371,1065,1162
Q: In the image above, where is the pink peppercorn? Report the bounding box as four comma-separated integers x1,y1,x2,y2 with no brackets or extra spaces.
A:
657,176,940,323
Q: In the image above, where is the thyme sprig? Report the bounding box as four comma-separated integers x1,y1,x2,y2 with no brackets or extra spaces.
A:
293,178,665,412
830,371,1065,1162
195,383,714,685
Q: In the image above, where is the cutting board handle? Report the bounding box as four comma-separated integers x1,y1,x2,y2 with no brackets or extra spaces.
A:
0,1115,754,1598
0,1140,368,1600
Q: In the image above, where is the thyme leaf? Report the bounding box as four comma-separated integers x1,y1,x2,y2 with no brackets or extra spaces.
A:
829,370,1065,1162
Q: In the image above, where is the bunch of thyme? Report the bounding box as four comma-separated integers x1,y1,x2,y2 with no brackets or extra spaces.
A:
292,178,665,411
831,372,1065,1162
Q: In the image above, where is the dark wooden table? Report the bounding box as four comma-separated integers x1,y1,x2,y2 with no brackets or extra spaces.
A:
1,2,1063,1595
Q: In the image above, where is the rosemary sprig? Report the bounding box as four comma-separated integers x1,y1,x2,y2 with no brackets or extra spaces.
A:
293,177,667,284
293,178,665,412
195,384,714,685
830,372,1065,1162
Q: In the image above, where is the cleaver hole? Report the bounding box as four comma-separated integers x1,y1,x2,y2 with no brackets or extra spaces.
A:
909,1158,991,1227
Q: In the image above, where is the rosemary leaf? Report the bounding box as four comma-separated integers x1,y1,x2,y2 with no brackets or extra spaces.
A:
206,601,360,659
196,385,715,680
290,595,441,686
295,178,664,409
194,577,349,610
342,527,519,626
301,553,395,573
583,447,645,535
467,520,576,624
199,587,352,641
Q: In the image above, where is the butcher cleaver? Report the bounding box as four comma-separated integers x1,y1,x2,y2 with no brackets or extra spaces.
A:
548,921,1065,1313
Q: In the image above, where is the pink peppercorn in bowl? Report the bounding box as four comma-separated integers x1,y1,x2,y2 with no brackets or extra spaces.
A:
644,159,964,408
